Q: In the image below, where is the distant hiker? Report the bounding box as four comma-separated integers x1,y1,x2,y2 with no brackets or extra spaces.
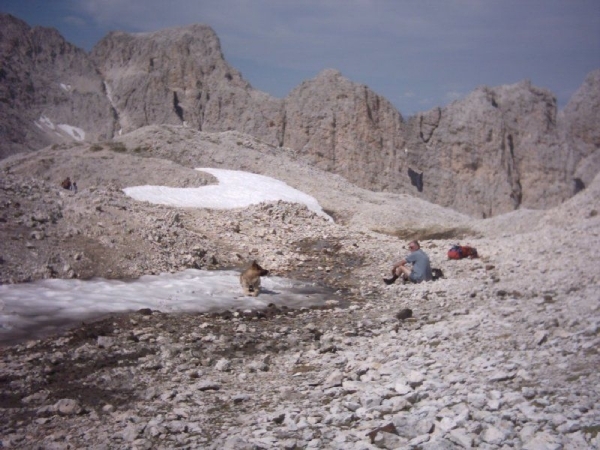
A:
384,240,433,284
71,182,78,194
61,177,72,190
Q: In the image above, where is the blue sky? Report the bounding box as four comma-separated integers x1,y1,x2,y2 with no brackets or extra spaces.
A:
1,0,599,116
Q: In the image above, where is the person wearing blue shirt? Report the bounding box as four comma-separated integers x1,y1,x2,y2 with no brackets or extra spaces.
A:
384,240,433,284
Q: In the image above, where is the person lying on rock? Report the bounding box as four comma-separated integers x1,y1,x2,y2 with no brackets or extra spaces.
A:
384,240,433,284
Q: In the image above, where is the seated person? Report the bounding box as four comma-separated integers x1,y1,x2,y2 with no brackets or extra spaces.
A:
384,240,433,284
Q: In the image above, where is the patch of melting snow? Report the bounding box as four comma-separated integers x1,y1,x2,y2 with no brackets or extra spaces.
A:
33,115,86,141
57,124,85,141
0,269,339,345
124,168,333,221
34,114,56,130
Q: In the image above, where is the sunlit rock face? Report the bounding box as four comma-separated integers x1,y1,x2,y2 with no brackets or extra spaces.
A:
90,23,285,146
406,81,571,217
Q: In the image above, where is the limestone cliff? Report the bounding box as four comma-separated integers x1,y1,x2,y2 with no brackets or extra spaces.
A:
559,69,600,190
282,69,407,190
90,24,284,145
407,81,571,217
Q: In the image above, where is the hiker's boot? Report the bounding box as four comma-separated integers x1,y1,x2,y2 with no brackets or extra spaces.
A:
383,275,399,285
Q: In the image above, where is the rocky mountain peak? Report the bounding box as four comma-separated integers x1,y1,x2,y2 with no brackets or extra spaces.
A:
283,68,406,184
90,22,282,142
0,14,598,218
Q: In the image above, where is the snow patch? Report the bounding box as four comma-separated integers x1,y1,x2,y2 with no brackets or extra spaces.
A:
0,269,336,343
124,168,333,221
34,116,85,142
57,124,85,141
104,81,116,107
34,115,56,130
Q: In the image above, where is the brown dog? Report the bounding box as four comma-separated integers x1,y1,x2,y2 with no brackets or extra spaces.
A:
240,260,269,296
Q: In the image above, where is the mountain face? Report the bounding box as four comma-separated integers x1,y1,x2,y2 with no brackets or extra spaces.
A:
407,81,569,217
89,24,284,145
282,69,407,188
0,14,115,157
1,13,598,218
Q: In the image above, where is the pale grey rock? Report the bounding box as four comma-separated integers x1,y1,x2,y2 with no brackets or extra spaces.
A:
247,360,269,372
393,381,412,395
522,431,563,450
519,423,540,443
467,392,487,409
412,81,569,217
96,336,115,348
392,414,435,439
213,358,230,371
90,24,284,146
447,428,474,448
557,420,581,434
195,380,221,391
560,69,600,189
221,436,254,450
372,430,407,449
420,438,462,449
324,411,355,426
488,371,516,382
282,68,406,187
406,370,426,387
480,424,509,445
381,396,411,413
54,398,82,415
324,369,344,388
360,394,383,409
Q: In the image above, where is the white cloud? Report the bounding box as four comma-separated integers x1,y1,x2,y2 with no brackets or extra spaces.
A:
63,15,86,27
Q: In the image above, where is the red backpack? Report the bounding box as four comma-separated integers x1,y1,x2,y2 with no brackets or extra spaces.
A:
448,245,478,260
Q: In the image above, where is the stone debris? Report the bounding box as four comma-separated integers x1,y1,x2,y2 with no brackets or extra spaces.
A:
0,150,599,449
